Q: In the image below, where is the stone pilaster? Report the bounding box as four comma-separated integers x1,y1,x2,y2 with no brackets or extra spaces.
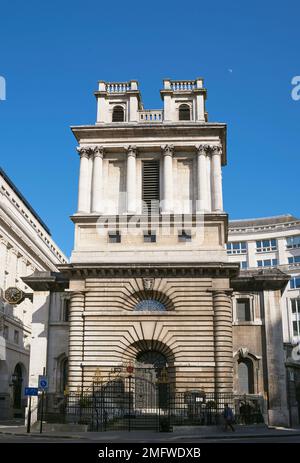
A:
213,290,233,393
126,145,137,214
210,145,223,212
68,291,85,393
77,147,91,213
162,144,174,213
263,289,289,426
196,144,208,212
91,146,104,213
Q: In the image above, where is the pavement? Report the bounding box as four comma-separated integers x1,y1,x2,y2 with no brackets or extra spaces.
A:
0,421,300,442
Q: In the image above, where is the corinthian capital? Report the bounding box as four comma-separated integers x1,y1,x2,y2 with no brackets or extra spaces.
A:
76,146,91,158
93,145,104,158
210,144,222,155
161,144,174,156
126,145,138,157
195,144,210,155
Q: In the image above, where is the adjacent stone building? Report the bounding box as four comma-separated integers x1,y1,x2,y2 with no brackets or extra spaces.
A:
23,78,294,428
0,168,67,419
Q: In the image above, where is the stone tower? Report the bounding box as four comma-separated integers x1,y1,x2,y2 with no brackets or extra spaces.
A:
61,78,239,395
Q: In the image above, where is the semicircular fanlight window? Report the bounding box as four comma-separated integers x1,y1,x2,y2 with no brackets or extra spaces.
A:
134,299,166,311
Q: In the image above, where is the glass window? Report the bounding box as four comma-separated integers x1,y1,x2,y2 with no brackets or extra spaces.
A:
143,231,156,243
14,330,19,344
291,299,300,337
287,236,300,249
63,299,70,322
236,298,251,322
256,239,277,252
108,231,121,243
227,242,247,254
288,256,300,264
257,259,277,267
240,261,247,269
290,277,300,289
135,300,166,311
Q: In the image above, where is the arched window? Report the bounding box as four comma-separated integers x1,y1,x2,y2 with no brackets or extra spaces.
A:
134,299,166,311
238,359,254,394
112,105,125,122
179,104,191,121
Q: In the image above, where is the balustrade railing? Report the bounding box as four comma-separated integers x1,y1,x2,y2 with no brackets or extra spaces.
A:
170,80,196,91
138,110,163,122
106,82,132,93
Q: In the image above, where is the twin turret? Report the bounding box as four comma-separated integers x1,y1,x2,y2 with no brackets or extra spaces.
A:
94,78,207,124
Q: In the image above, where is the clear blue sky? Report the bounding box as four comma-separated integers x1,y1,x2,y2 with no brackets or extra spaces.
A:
0,1,299,258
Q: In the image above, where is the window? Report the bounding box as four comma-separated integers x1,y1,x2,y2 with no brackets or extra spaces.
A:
143,231,156,243
112,105,125,122
240,261,248,270
226,242,247,254
291,299,300,337
288,256,300,264
236,298,251,322
257,259,277,267
238,359,254,394
256,239,277,252
290,277,300,289
179,104,191,121
14,330,19,344
134,300,166,311
108,231,121,243
142,160,160,214
63,299,70,322
287,236,300,249
3,325,8,339
178,230,192,242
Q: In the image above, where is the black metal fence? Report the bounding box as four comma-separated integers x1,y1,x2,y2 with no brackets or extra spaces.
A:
59,386,265,431
39,375,265,431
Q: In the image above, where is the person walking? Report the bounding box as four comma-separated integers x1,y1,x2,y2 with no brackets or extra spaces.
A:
223,403,235,431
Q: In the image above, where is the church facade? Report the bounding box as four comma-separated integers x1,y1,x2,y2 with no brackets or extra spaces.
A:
24,78,292,428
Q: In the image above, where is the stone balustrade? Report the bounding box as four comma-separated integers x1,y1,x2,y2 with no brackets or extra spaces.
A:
170,80,196,91
138,110,163,122
106,82,132,93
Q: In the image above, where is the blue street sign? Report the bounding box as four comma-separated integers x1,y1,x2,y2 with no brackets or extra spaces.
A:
38,375,48,391
25,387,38,396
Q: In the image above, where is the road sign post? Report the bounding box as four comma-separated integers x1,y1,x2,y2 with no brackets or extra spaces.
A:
38,372,48,434
24,387,38,434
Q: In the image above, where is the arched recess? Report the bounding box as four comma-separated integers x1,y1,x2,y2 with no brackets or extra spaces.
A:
112,105,125,122
179,103,191,121
56,353,68,394
233,349,260,394
12,362,26,412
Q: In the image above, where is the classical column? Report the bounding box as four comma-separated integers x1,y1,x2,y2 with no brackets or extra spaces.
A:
211,145,223,212
91,146,104,213
68,291,85,393
77,147,91,213
162,144,174,213
213,290,233,394
196,144,208,213
126,145,137,214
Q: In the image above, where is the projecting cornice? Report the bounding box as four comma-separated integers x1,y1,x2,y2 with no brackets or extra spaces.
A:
71,123,227,165
57,262,240,279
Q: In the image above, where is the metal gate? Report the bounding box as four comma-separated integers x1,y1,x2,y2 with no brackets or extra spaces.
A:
66,369,171,431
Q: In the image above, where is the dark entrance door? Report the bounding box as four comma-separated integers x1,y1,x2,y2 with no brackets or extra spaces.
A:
12,363,23,417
